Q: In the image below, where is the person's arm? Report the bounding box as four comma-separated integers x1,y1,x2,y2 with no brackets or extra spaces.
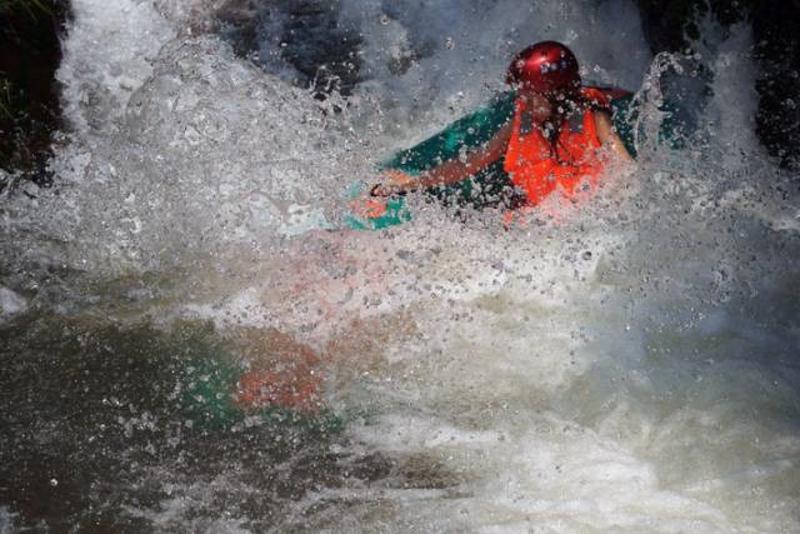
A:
594,110,634,163
371,122,513,197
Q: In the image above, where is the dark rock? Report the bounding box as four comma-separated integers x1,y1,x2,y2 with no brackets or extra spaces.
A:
0,0,71,181
752,1,800,168
636,0,755,53
216,0,362,99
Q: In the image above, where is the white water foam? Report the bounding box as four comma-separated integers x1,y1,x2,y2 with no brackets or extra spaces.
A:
3,0,799,531
0,286,27,322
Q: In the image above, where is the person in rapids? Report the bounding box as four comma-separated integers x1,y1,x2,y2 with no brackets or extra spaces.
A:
234,42,636,416
371,41,634,209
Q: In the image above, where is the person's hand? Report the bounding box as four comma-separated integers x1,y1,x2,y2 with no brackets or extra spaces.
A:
369,169,417,197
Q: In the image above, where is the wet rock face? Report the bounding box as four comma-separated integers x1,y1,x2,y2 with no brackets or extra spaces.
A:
0,0,70,180
635,0,800,169
217,0,362,98
278,1,362,96
752,2,800,169
635,0,755,53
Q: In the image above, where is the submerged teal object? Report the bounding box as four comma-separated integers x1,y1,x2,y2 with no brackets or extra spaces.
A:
180,352,244,428
345,88,639,231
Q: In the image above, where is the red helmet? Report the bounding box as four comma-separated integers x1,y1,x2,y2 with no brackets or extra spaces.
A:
506,41,581,95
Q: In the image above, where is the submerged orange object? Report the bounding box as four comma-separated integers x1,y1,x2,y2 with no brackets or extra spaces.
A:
234,365,322,413
228,327,325,413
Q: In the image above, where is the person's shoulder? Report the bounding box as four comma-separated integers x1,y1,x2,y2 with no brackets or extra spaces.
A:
580,86,612,110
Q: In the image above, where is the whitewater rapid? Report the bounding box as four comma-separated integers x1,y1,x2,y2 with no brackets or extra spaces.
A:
1,0,799,532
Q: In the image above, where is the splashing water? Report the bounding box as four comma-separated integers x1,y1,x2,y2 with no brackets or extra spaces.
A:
1,0,799,531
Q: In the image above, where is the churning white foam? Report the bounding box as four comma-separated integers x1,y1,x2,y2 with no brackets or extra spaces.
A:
4,0,799,531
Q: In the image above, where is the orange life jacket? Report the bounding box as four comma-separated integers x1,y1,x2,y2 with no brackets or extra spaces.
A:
504,87,610,206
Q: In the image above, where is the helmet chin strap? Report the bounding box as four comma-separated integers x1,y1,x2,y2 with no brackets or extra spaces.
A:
542,120,557,139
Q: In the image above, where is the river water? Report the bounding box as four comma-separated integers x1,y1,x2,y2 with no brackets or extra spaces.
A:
1,0,799,531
